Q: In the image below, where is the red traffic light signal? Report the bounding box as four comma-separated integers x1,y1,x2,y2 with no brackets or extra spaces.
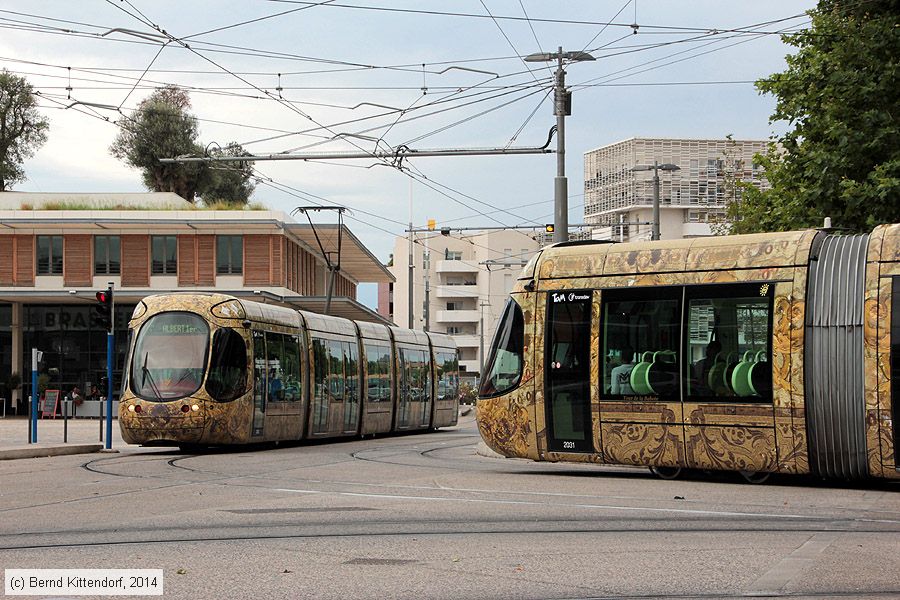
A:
94,287,113,332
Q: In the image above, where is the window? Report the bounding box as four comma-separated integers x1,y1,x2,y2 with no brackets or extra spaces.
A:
265,332,301,402
601,287,681,399
94,236,121,275
36,235,63,275
445,250,463,261
447,302,462,311
364,344,391,402
216,235,243,274
479,298,525,397
206,328,249,402
436,351,459,402
684,283,773,402
312,338,329,432
447,326,462,335
151,235,177,275
130,312,209,401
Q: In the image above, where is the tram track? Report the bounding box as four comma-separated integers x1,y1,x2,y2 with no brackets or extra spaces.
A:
1,516,899,552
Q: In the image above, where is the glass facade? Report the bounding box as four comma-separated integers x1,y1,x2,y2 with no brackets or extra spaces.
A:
0,304,11,413
21,303,134,403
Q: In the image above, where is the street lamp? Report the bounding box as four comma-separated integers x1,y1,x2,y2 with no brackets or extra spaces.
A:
525,47,595,244
631,161,680,241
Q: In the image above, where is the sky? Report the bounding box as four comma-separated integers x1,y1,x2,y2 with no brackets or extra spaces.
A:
0,1,817,308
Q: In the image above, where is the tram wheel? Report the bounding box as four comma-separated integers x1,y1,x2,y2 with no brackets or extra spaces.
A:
739,470,770,484
649,465,682,480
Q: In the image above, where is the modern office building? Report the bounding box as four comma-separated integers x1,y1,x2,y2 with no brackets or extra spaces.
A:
583,137,772,241
0,192,393,414
388,229,541,383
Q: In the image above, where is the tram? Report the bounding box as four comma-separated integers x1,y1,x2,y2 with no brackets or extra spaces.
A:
477,223,899,481
119,294,459,446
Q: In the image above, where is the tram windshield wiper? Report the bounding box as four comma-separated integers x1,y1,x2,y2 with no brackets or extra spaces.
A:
141,352,164,401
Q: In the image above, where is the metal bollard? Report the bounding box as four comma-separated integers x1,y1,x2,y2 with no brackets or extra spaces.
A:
63,399,69,444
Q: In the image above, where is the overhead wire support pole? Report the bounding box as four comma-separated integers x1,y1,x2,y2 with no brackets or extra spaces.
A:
291,206,347,316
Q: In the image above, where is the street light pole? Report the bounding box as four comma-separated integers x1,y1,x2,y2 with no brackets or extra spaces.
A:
631,162,680,241
554,49,567,245
525,47,595,244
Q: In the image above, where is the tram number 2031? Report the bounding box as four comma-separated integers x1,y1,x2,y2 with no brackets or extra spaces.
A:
562,441,576,450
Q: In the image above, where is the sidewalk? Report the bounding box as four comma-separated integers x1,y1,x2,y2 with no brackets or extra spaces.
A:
0,415,128,460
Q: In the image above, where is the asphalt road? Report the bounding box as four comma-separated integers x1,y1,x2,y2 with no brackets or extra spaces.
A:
1,413,898,600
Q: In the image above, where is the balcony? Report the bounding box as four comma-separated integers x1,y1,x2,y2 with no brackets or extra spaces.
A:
436,309,479,323
434,283,479,299
451,334,480,348
459,359,481,374
436,259,480,273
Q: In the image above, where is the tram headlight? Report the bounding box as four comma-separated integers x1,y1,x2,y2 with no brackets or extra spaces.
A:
191,404,200,412
128,405,135,412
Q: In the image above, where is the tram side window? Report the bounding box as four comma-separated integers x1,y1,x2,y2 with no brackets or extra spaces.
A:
364,344,391,402
312,338,328,430
684,283,773,403
479,298,525,398
601,289,680,399
328,340,345,402
345,341,359,402
207,328,249,402
436,352,459,402
265,332,301,402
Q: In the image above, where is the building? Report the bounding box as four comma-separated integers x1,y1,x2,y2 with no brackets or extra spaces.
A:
0,193,394,414
388,229,541,384
584,137,771,241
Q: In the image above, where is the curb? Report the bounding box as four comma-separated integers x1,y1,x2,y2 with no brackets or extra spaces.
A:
0,444,104,461
474,441,507,460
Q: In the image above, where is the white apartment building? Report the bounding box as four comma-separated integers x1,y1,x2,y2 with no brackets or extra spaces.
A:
389,230,541,383
584,137,772,241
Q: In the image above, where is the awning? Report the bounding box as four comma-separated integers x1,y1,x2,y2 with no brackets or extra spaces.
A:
285,223,394,284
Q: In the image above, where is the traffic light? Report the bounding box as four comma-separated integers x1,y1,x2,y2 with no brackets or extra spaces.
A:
94,287,113,332
545,224,555,233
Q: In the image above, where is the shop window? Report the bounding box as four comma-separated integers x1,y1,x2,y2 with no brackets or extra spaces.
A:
36,236,63,275
94,236,121,275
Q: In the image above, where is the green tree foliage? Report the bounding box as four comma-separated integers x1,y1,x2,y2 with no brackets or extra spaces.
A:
110,86,211,203
732,1,900,234
200,142,256,206
0,70,49,191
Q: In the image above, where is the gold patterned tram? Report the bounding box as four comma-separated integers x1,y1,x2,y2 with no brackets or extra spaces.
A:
477,224,899,481
119,294,459,446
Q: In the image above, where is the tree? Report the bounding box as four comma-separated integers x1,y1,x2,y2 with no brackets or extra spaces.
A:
731,0,900,234
199,142,256,206
0,70,49,191
110,86,210,203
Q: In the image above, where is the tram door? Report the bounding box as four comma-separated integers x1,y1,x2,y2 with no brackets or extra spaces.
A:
397,348,411,429
342,342,360,434
545,291,593,453
251,331,266,437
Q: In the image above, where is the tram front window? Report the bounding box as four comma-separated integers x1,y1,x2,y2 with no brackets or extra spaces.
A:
131,312,209,401
479,298,525,398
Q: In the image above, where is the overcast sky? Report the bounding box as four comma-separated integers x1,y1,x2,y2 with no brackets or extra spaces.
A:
1,1,816,307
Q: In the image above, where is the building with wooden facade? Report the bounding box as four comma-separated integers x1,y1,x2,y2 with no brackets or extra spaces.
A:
0,193,394,414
